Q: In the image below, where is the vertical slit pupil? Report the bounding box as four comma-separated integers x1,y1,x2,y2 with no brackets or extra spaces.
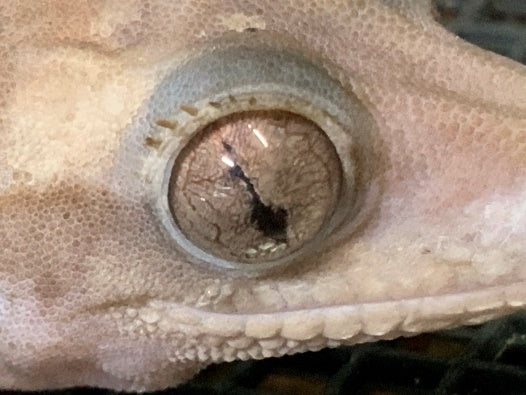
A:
224,141,288,242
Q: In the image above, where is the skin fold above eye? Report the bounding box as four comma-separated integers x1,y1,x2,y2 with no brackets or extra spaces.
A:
0,0,525,391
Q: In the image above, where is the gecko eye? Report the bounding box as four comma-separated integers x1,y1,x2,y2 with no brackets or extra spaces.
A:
169,110,342,264
146,34,379,272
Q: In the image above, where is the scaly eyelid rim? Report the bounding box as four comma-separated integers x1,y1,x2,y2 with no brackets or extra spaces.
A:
142,41,381,274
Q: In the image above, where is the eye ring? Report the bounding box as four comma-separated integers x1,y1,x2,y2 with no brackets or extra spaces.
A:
144,40,378,273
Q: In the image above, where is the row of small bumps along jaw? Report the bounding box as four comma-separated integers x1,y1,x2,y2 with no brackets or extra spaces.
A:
115,282,526,364
143,35,379,273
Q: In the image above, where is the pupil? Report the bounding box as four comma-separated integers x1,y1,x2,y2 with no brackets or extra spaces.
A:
222,140,288,242
227,162,288,243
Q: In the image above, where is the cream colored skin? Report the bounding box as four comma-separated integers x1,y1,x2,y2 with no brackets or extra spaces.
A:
1,0,526,391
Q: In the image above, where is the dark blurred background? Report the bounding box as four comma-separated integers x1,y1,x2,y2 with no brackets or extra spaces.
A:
434,0,526,63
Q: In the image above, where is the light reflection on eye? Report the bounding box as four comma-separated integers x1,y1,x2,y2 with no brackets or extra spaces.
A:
220,155,235,168
249,125,269,148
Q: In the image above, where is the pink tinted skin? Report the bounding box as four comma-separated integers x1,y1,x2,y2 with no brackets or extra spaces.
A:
1,0,525,391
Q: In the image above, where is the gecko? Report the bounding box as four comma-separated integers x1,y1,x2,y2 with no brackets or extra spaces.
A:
1,0,525,391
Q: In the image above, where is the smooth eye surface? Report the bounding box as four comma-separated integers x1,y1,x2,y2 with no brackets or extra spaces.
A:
169,110,342,264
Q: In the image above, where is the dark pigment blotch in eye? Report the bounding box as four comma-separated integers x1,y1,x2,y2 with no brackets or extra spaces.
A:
222,142,288,243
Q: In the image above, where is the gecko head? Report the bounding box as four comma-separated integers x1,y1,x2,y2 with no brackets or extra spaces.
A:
1,0,526,391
